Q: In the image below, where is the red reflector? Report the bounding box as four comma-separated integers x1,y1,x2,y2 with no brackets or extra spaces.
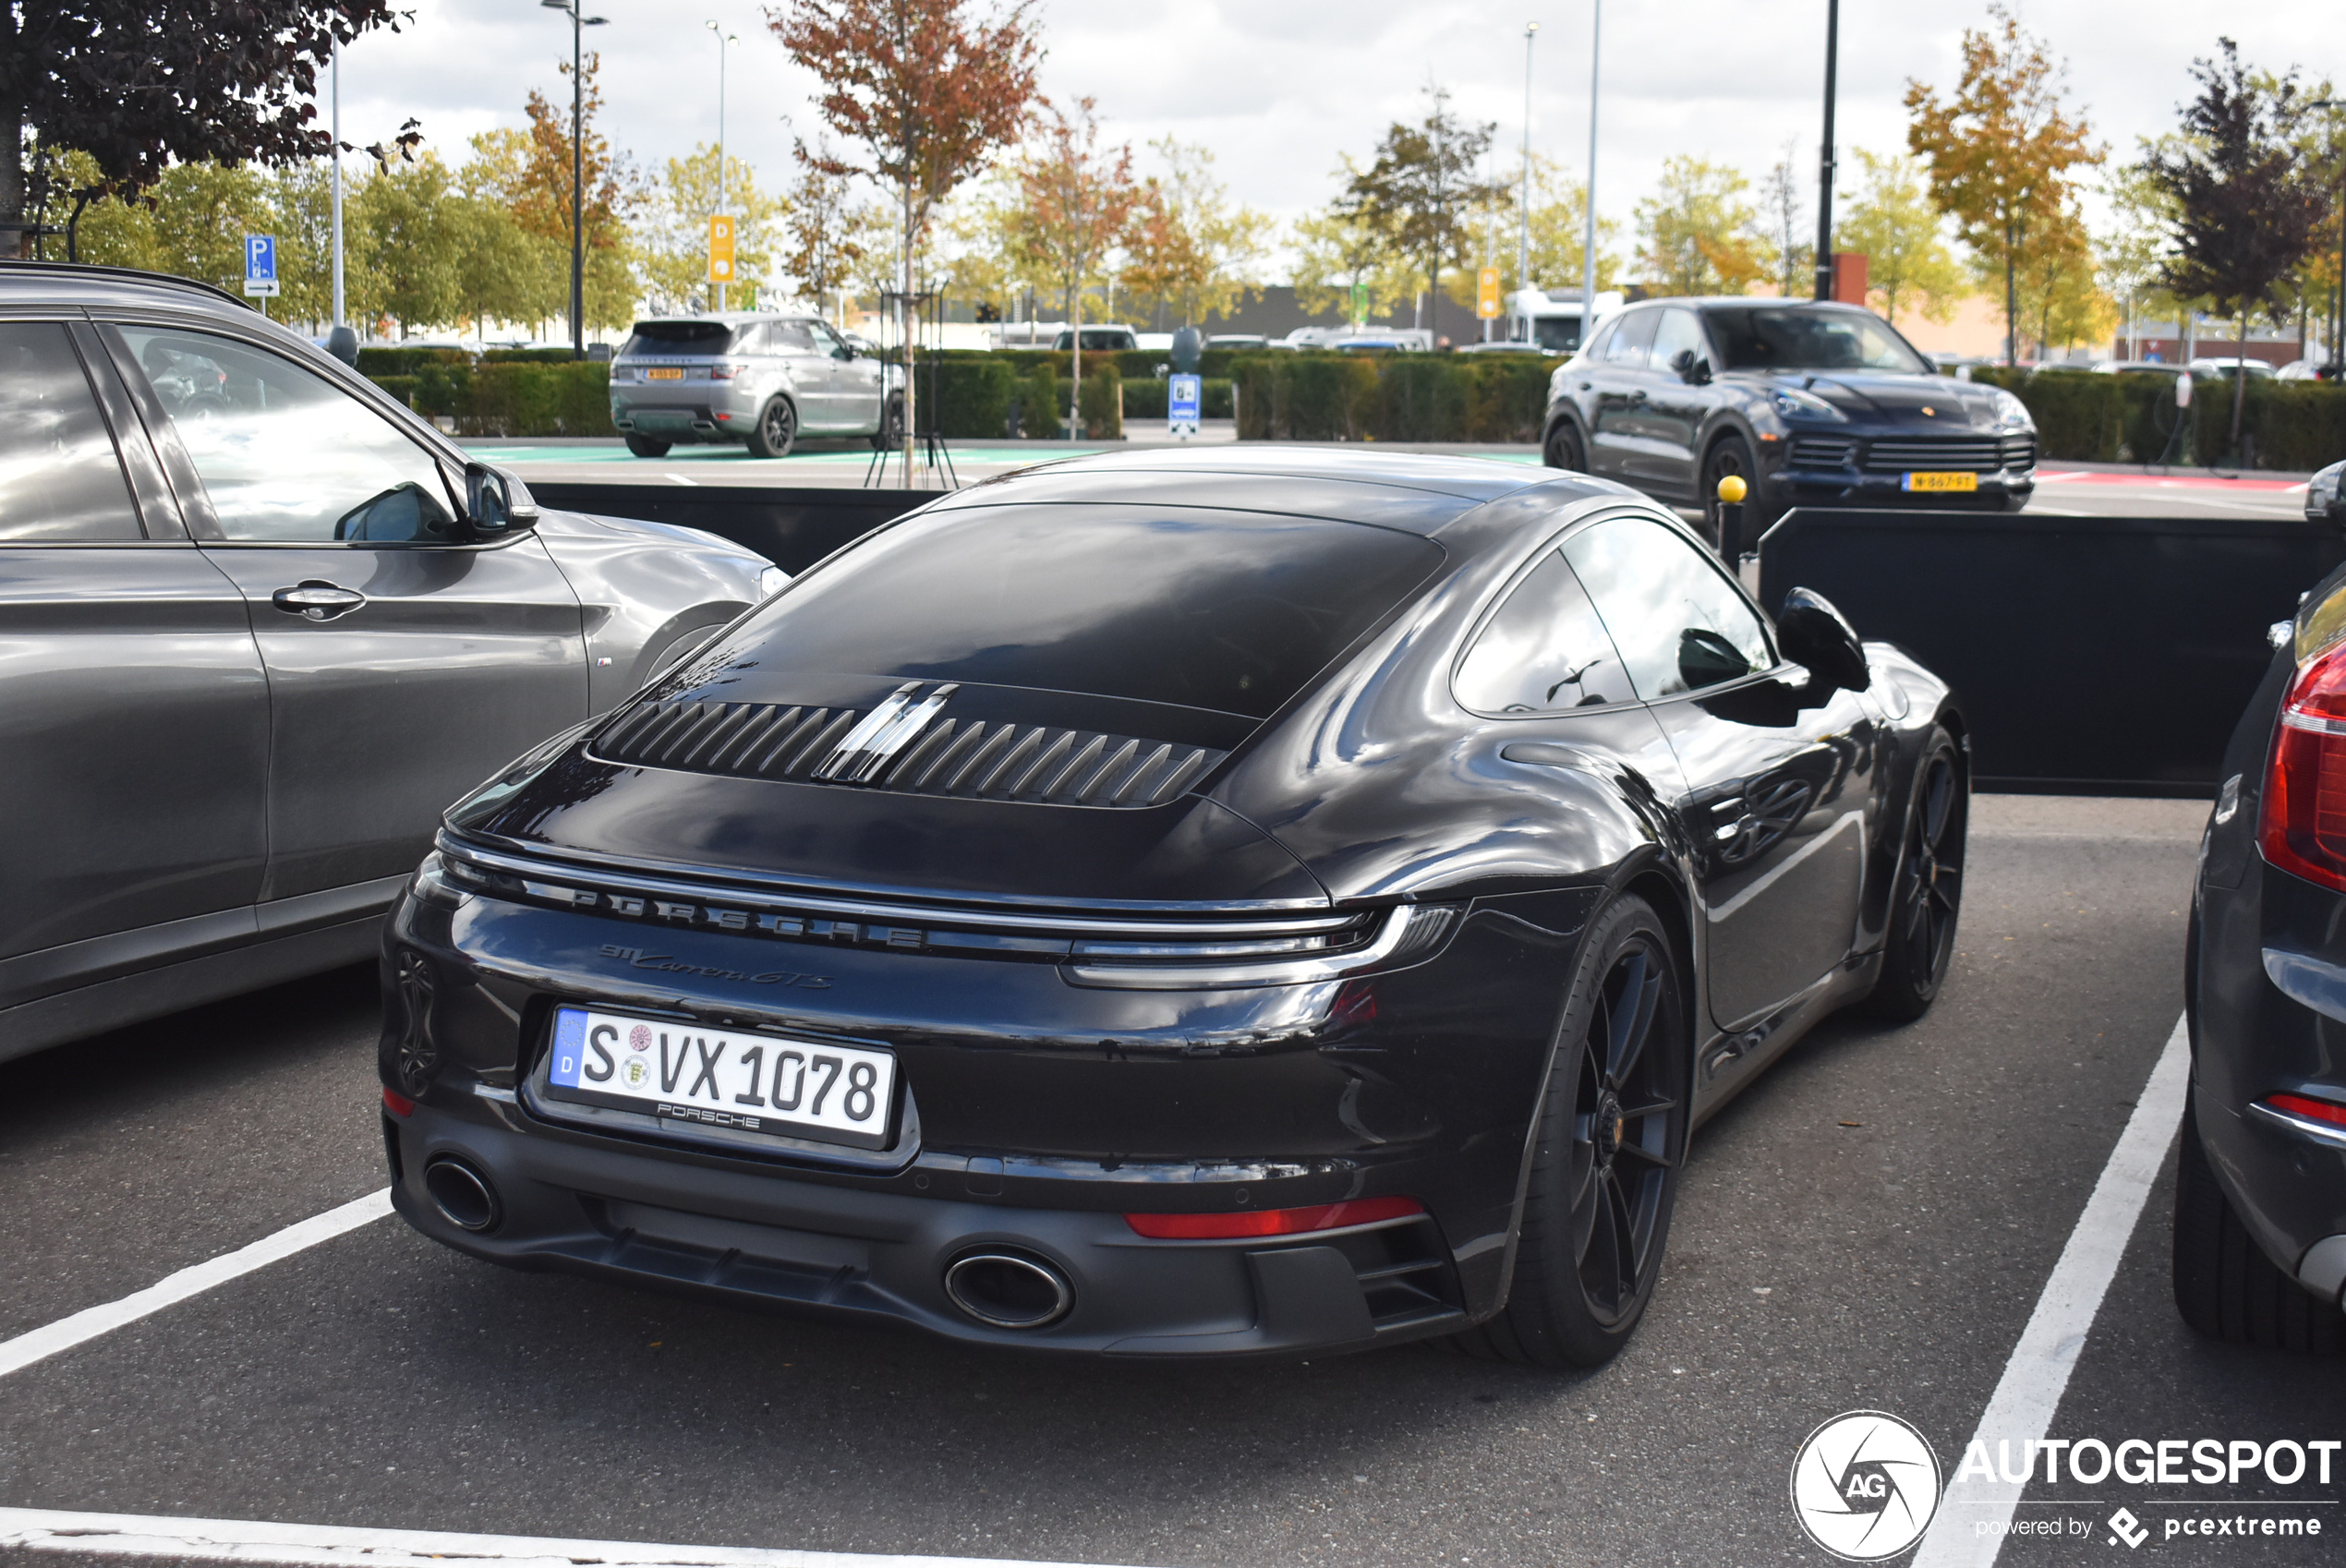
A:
2261,641,2346,891
2268,1092,2346,1127
382,1088,416,1118
1124,1196,1424,1239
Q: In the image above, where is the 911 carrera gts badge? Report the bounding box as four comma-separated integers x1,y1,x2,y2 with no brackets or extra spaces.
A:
816,681,958,783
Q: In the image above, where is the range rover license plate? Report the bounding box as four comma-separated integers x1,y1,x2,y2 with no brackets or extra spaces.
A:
646,367,684,380
543,1006,896,1149
1903,470,1978,493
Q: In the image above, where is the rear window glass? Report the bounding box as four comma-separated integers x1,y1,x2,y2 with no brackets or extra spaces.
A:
620,321,745,357
741,506,1445,719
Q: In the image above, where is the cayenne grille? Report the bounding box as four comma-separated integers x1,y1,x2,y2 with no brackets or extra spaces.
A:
592,697,1225,808
1862,438,2004,473
1786,438,1855,469
2001,433,2037,469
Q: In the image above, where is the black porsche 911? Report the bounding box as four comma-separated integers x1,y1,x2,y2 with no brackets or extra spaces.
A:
380,448,1967,1368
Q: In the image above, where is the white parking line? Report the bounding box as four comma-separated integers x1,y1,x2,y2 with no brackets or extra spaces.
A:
1910,1012,2193,1567
0,1508,1149,1568
0,1189,392,1381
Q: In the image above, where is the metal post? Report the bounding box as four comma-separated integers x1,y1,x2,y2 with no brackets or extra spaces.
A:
1813,0,1838,301
570,5,584,356
1581,0,1599,342
332,39,345,331
707,21,732,312
1518,20,1537,340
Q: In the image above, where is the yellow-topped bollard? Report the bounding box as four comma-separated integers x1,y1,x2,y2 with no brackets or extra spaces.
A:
1715,474,1747,504
1713,473,1747,562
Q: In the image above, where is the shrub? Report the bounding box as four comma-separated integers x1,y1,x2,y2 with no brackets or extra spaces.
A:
1079,363,1122,440
454,362,610,437
916,356,1020,439
367,374,419,409
355,345,469,376
1017,363,1061,439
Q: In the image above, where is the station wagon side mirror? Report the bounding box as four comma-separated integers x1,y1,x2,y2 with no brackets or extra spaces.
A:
1672,348,1711,385
1775,586,1869,701
465,462,540,538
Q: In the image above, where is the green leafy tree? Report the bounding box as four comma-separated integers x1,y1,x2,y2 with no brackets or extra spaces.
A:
1470,151,1621,298
1836,148,1967,325
1288,204,1415,323
1338,86,1506,341
638,145,787,312
351,153,469,334
784,144,893,321
1760,144,1811,299
1635,155,1764,296
1905,3,2102,363
1119,139,1272,329
2150,38,2334,449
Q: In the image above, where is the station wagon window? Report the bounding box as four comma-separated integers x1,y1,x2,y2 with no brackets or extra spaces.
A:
1563,514,1773,700
1455,549,1633,713
0,324,143,542
113,326,459,544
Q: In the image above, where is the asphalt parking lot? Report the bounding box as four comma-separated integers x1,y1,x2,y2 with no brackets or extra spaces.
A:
3,793,2339,1568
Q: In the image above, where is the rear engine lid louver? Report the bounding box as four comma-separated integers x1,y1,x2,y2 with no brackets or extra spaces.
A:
590,687,1227,808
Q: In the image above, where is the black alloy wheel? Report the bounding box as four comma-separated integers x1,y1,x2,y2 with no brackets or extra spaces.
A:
1543,420,1587,472
623,434,671,458
1449,894,1688,1368
1865,728,1966,1022
2172,1095,2343,1354
745,396,797,459
1699,435,1757,550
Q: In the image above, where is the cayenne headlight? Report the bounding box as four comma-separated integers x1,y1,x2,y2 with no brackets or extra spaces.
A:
1990,390,2035,430
756,564,791,599
1768,387,1845,422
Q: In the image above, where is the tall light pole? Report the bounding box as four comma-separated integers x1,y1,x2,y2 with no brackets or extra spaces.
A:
542,0,608,357
331,37,345,332
1581,0,1600,342
1812,0,1839,301
1518,20,1538,340
706,21,738,310
2315,100,2344,373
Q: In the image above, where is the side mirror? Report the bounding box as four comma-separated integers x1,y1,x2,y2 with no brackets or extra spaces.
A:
1671,348,1710,384
834,343,856,360
1775,586,1869,698
465,462,540,537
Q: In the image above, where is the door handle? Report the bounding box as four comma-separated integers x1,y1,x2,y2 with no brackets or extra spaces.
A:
271,580,368,621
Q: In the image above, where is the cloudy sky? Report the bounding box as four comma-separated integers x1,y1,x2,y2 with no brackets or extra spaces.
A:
333,0,2337,264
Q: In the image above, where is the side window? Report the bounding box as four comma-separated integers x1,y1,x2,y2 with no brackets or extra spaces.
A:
1454,549,1635,714
1650,308,1708,375
806,320,847,356
113,326,458,544
1562,514,1774,700
1603,309,1660,368
1580,319,1618,361
0,324,144,542
768,320,818,354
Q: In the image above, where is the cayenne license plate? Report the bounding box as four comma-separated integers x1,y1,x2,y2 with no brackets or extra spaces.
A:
646,367,684,380
1903,470,1978,493
542,1006,896,1149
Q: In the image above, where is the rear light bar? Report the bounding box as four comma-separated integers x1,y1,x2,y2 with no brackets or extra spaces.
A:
2260,639,2346,891
1124,1196,1423,1239
2249,1092,2346,1151
382,1088,416,1117
2267,1092,2346,1128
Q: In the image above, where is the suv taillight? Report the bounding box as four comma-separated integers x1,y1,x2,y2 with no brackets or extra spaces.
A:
2260,639,2346,890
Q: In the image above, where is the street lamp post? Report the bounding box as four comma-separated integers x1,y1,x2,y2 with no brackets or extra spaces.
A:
331,38,345,332
1813,0,1839,301
1518,20,1537,342
706,21,738,311
2314,101,2344,375
1581,1,1599,340
542,0,608,358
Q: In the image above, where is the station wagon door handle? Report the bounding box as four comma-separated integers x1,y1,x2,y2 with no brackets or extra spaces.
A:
272,581,368,621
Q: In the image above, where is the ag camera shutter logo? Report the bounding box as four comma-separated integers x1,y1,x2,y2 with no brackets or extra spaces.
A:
1791,1410,1942,1561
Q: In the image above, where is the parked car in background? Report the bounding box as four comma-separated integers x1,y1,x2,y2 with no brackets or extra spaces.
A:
2275,358,2328,381
2095,360,2184,377
1454,340,1556,356
0,263,782,1066
1506,288,1624,356
2187,356,2278,380
2307,458,2345,525
1542,299,2038,544
609,313,903,460
2179,561,2346,1353
383,446,1965,1368
1049,325,1140,354
1205,333,1270,352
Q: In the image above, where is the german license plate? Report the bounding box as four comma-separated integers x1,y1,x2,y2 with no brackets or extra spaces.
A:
646,367,684,380
543,1006,896,1149
1903,470,1978,493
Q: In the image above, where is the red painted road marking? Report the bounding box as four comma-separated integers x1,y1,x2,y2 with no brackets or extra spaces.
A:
2035,469,2306,491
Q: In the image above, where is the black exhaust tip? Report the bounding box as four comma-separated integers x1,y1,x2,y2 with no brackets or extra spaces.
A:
943,1249,1074,1329
422,1156,502,1233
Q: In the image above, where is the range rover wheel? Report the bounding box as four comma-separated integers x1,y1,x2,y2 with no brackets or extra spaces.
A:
745,397,797,459
623,434,671,458
2173,1095,2343,1353
1864,727,1967,1022
872,391,906,452
1448,893,1689,1368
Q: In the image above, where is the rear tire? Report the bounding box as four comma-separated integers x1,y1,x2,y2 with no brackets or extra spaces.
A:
872,392,906,452
623,434,671,458
1445,894,1689,1368
1864,727,1967,1022
1543,421,1587,472
744,397,797,459
2173,1095,2342,1353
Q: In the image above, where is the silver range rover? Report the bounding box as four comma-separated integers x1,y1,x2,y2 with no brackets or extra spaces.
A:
608,314,904,459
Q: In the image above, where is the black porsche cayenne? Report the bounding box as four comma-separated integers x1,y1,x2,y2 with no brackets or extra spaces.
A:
381,448,1968,1367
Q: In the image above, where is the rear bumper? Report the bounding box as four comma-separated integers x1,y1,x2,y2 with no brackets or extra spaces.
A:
385,1095,1467,1357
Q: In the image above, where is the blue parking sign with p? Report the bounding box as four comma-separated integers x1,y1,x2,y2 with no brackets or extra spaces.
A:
246,235,275,283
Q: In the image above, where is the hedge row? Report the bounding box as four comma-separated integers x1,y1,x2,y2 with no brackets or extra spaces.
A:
1230,352,1558,442
1966,366,2346,470
366,360,611,437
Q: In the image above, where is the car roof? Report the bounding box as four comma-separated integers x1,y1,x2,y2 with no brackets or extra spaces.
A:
0,260,255,314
